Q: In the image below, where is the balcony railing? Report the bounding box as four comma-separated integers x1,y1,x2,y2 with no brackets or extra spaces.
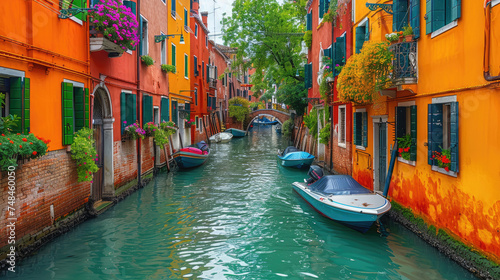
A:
389,41,417,85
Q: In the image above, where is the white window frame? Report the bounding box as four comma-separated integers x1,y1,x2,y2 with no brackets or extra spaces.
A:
184,8,188,29
161,0,166,5
206,35,208,48
431,20,458,39
355,108,366,151
140,16,149,56
493,0,500,7
171,42,176,68
160,32,166,65
153,106,160,125
338,105,346,148
430,95,458,177
195,116,199,129
396,101,416,166
199,116,203,133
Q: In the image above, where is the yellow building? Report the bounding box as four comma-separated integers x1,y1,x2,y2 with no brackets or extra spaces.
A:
167,0,191,145
348,0,500,263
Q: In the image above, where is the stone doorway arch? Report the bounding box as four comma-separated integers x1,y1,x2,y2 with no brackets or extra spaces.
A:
92,86,115,201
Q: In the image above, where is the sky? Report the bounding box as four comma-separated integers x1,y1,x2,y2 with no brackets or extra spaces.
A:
199,0,233,44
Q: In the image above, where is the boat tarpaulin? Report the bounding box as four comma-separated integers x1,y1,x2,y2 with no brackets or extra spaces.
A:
280,151,314,160
309,175,372,196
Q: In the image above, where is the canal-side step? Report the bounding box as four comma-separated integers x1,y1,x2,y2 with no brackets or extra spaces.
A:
92,200,114,216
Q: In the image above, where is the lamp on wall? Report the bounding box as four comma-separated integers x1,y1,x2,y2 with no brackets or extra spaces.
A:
154,33,185,44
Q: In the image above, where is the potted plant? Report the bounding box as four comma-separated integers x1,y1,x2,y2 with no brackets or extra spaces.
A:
161,64,176,73
385,32,399,44
403,25,414,42
397,31,404,43
144,122,158,137
397,134,411,160
431,147,451,172
124,121,146,140
89,0,139,54
185,119,195,127
141,55,154,66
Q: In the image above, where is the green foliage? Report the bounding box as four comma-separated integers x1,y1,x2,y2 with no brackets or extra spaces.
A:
143,122,158,137
337,41,393,104
0,133,49,171
70,128,99,182
218,73,225,80
319,123,331,145
322,0,338,23
249,102,262,110
222,0,307,113
303,107,318,139
319,72,333,102
397,134,411,160
141,55,154,66
282,119,294,138
0,93,5,108
275,79,308,115
124,121,145,140
403,25,413,36
228,97,250,124
161,64,176,73
154,121,176,147
0,115,21,134
303,30,312,48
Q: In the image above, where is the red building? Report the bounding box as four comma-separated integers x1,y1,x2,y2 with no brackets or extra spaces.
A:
209,40,230,128
305,0,353,175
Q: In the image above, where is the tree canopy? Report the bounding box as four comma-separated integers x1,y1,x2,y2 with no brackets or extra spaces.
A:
222,0,308,114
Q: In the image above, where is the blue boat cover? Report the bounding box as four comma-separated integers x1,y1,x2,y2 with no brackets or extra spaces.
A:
280,151,314,160
196,141,209,152
283,146,300,155
309,175,372,195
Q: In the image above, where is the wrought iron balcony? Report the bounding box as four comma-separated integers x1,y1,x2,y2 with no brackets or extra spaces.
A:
389,41,417,85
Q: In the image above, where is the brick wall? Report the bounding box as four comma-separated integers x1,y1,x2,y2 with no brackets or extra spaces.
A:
113,140,137,188
0,149,90,249
141,137,154,174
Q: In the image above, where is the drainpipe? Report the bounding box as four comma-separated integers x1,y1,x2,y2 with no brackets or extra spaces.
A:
136,0,142,186
484,1,500,81
329,14,334,173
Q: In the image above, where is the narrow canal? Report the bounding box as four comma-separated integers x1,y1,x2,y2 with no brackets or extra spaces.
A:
4,126,477,279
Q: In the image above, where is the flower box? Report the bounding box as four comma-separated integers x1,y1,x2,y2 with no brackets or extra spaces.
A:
90,37,124,57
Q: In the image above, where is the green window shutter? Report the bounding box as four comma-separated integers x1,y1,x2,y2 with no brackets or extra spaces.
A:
450,102,459,172
410,105,417,161
84,88,90,128
74,87,85,132
304,64,308,88
324,0,330,14
305,63,313,89
184,9,188,27
142,94,153,125
335,36,346,66
362,112,368,147
171,0,176,14
185,55,188,78
426,0,445,34
139,17,143,55
427,103,443,165
62,82,74,145
323,47,331,59
306,13,312,31
410,0,421,39
355,26,366,54
126,93,137,126
123,1,136,15
172,100,178,125
353,112,358,146
451,0,461,21
395,106,407,138
121,92,127,134
72,0,87,22
393,0,408,32
365,19,370,41
161,97,169,122
23,78,30,134
206,64,210,83
319,0,325,19
9,77,22,133
194,56,198,76
172,44,176,67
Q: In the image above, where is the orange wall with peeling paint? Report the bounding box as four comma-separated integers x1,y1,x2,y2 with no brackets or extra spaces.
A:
350,0,500,262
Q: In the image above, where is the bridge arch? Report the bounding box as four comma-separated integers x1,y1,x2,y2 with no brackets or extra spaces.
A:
246,109,291,132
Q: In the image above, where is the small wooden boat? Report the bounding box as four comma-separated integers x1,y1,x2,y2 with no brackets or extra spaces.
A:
172,141,210,169
225,128,246,138
277,146,315,169
209,132,233,143
253,117,279,125
292,166,391,233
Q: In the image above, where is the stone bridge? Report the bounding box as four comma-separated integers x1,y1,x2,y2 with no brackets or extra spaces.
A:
245,109,291,131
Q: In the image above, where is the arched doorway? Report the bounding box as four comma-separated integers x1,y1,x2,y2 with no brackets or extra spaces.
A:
92,86,114,201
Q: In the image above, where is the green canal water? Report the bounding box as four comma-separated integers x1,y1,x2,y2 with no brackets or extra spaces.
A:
3,126,477,279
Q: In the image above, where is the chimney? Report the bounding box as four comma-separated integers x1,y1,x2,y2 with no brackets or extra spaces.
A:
191,0,199,14
201,11,208,27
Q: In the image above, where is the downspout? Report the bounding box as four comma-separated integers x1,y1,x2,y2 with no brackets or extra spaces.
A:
136,0,142,186
484,0,500,81
329,13,335,173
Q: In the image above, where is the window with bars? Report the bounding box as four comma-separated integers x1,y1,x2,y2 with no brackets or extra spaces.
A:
338,106,346,147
